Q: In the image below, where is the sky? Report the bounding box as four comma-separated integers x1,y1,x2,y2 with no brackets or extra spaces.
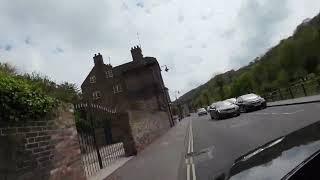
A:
0,0,319,99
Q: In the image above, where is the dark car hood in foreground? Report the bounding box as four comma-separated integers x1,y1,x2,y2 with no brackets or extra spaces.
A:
222,121,320,180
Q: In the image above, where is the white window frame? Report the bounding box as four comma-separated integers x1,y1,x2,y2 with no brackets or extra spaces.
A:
90,76,96,83
106,70,113,78
113,84,122,94
92,91,101,99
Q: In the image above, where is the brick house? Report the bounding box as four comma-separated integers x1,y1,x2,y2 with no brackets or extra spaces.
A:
81,46,173,126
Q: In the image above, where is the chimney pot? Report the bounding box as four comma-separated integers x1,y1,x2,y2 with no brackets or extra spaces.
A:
130,45,143,61
93,53,104,66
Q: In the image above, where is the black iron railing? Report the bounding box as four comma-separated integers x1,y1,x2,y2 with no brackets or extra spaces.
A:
262,79,320,102
74,103,125,177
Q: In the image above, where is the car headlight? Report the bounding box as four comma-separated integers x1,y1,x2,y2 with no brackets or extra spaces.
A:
217,109,221,113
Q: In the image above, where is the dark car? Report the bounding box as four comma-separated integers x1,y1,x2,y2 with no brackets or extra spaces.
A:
197,108,208,116
214,121,320,180
236,93,266,112
209,101,240,120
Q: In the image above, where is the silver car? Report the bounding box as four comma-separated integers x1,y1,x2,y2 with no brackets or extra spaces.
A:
225,98,237,104
197,108,208,116
236,93,267,112
209,101,240,120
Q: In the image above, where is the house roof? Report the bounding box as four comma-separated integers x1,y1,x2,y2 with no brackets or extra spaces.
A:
81,56,159,88
113,56,158,75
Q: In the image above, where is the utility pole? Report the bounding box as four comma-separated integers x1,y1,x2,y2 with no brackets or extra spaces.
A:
174,90,182,121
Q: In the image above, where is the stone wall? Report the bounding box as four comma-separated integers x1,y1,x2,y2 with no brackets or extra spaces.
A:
128,110,171,152
110,113,137,156
0,104,85,180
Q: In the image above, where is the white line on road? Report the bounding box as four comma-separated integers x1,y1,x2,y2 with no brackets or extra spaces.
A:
191,119,194,153
192,164,196,180
187,164,190,180
188,121,191,153
254,109,304,115
282,109,305,114
186,118,196,180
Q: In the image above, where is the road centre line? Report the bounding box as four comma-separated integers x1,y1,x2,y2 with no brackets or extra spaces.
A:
186,119,196,180
254,109,304,115
187,164,190,180
192,164,196,180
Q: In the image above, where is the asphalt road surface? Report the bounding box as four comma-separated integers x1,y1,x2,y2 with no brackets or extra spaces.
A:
180,102,320,180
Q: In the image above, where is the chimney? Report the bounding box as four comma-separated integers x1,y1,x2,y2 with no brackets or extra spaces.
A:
93,53,104,66
130,46,143,61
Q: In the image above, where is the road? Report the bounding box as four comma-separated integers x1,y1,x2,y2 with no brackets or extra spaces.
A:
181,102,320,180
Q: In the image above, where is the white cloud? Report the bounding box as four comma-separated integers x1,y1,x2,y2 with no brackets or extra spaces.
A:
0,0,319,98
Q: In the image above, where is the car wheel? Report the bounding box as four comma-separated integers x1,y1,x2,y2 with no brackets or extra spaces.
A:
240,106,246,113
216,113,220,120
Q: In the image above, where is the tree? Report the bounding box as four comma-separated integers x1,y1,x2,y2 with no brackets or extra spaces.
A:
215,76,225,100
276,70,290,87
304,56,319,73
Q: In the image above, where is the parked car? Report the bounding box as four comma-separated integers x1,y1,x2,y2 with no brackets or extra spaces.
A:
206,106,211,112
224,98,237,104
197,108,208,116
209,101,240,120
213,121,320,180
236,93,266,112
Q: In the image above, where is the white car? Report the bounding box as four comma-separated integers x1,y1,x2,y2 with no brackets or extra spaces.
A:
197,108,208,116
225,98,237,104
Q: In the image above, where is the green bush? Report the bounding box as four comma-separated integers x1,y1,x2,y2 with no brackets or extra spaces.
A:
0,72,58,122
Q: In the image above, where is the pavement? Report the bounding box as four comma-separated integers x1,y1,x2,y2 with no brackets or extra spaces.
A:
105,119,189,180
267,94,320,106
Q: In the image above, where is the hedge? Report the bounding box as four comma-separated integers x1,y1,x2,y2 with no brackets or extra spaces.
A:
0,72,58,122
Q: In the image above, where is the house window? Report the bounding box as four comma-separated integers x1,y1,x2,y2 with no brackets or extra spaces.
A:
113,84,122,94
92,91,101,99
90,76,96,83
106,70,113,78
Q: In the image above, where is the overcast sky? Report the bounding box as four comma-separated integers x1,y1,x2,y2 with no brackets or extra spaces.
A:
0,0,319,99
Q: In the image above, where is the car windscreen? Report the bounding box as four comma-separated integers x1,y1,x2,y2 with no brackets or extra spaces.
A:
241,94,258,100
226,98,236,103
215,101,232,108
198,108,205,112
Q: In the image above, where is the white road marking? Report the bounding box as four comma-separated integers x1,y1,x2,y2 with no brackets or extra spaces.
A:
186,119,191,180
188,119,192,153
186,119,196,180
187,164,190,180
254,109,304,115
191,120,194,153
282,109,305,114
230,120,250,128
192,164,196,180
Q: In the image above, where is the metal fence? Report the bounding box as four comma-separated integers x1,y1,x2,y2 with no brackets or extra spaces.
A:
74,103,125,177
263,79,320,102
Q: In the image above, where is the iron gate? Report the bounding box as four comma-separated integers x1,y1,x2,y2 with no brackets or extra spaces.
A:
74,103,126,177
